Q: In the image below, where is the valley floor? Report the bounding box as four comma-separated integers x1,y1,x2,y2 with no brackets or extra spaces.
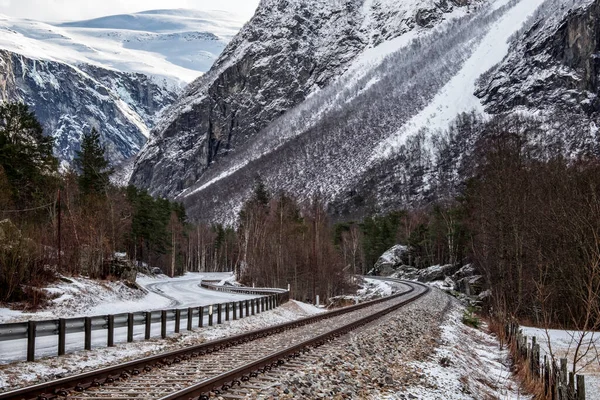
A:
0,279,528,398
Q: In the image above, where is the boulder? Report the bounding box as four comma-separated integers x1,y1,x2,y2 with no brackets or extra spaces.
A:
372,245,409,274
417,264,461,282
103,257,137,283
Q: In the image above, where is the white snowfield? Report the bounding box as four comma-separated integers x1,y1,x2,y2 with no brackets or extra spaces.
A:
522,326,600,399
374,0,547,159
0,9,246,88
0,272,264,363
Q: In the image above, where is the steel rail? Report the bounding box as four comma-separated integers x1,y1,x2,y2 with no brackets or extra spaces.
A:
160,280,430,400
1,280,416,400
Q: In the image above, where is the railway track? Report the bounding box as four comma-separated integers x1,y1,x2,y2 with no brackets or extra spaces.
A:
2,279,429,400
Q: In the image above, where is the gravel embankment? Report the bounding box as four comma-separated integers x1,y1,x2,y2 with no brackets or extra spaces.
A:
234,289,526,399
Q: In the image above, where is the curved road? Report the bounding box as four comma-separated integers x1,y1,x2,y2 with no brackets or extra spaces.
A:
0,273,261,364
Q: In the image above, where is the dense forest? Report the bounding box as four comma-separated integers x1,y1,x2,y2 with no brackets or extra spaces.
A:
2,101,599,332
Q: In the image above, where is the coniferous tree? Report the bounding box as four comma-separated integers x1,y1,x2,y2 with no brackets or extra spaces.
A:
0,102,57,204
74,128,113,196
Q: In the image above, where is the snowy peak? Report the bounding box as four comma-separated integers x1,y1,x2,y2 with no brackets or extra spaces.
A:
58,9,243,39
0,9,246,164
0,9,246,86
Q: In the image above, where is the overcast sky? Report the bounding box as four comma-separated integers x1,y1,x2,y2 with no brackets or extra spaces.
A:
0,0,261,22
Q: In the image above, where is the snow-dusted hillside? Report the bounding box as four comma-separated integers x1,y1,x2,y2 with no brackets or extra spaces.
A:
0,9,246,164
129,0,600,223
130,0,484,200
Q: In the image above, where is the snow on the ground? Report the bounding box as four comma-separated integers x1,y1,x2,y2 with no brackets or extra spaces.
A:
0,299,325,391
522,326,600,399
374,0,547,159
405,306,531,399
359,277,394,298
329,277,398,305
0,272,256,323
0,277,157,324
291,300,327,316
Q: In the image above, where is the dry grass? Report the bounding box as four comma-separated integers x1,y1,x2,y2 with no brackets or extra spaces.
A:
487,318,550,400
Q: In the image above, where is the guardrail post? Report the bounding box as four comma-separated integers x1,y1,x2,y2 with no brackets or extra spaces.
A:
239,301,244,318
84,317,92,350
127,313,134,343
187,308,193,331
217,304,222,324
145,312,152,340
108,315,115,347
58,318,66,356
208,305,213,326
27,321,36,362
233,302,237,320
199,307,204,328
161,310,167,339
246,300,250,317
261,297,265,312
225,303,230,322
175,309,181,333
256,299,260,314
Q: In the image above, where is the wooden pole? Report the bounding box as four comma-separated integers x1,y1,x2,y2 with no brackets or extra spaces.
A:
577,375,586,400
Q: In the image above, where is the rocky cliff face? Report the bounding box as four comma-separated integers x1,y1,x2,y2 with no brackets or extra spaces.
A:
476,0,600,118
0,50,178,163
131,0,477,197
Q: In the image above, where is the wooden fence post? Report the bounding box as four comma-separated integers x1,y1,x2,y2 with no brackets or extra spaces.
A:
217,304,222,324
225,303,230,322
577,375,585,400
161,310,167,339
233,302,237,320
569,372,575,398
27,321,36,362
58,318,66,356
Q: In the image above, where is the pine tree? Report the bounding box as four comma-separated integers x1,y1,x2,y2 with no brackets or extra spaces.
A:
74,128,113,196
0,102,57,204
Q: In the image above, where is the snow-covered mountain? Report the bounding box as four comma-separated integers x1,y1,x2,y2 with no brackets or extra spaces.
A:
130,0,600,223
0,9,246,164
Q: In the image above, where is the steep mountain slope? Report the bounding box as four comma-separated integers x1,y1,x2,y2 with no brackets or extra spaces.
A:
131,0,481,197
132,0,599,224
0,10,245,164
0,50,176,162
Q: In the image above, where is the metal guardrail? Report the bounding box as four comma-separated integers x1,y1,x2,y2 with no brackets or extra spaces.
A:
0,279,422,400
0,282,290,363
